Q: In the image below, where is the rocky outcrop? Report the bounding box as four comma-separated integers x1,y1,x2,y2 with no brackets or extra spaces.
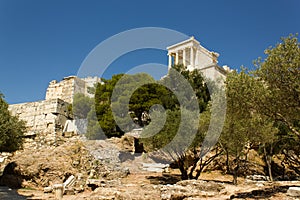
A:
0,136,129,190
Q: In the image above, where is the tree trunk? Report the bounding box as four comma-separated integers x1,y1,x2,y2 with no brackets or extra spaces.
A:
232,156,239,185
188,157,200,179
180,168,188,180
233,170,238,185
263,145,273,181
226,150,230,174
281,160,286,180
178,160,188,180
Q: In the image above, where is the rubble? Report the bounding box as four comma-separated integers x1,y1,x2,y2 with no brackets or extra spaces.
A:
142,163,169,173
246,175,270,182
160,180,225,199
0,137,129,190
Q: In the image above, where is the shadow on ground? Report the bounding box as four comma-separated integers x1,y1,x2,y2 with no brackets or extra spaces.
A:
146,173,181,185
0,187,28,200
198,178,233,185
230,185,294,199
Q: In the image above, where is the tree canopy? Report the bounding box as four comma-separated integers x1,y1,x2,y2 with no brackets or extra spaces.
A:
0,93,26,152
87,34,300,182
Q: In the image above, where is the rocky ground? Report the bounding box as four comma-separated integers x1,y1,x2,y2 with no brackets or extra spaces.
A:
0,133,300,199
9,171,300,200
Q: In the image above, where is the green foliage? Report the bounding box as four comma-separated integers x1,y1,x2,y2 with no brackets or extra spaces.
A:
220,70,278,183
73,93,94,119
94,74,125,138
0,93,26,152
141,109,181,151
111,73,157,131
218,34,300,183
221,70,254,155
138,65,213,179
254,34,300,138
129,83,178,126
91,64,212,171
162,64,210,112
86,105,107,139
253,34,300,177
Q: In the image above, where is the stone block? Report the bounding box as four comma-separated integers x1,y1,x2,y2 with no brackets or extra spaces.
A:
287,187,300,197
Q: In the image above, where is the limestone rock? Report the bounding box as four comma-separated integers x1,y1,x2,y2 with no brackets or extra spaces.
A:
287,187,300,197
0,139,125,190
160,180,225,199
246,175,270,182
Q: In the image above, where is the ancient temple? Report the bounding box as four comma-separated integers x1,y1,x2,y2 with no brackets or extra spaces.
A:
167,36,231,81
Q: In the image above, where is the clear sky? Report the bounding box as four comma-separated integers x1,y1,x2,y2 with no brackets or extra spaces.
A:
0,0,299,104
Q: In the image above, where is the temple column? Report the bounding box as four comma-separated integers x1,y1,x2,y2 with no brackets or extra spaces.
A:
190,47,194,67
183,49,186,66
175,51,179,65
168,54,172,69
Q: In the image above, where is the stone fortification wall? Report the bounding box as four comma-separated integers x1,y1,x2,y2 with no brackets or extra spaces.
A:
45,76,101,103
45,76,86,104
8,98,71,136
8,75,101,146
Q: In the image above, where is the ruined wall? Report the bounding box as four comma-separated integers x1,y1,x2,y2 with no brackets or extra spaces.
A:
45,76,101,104
82,76,102,98
8,98,71,136
9,75,101,141
8,98,73,148
45,76,85,104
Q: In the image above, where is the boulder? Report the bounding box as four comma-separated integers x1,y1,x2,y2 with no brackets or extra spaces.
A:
287,187,300,197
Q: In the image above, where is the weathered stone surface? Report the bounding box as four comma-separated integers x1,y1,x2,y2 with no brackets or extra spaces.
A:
246,175,270,182
63,175,75,188
160,180,225,199
142,163,169,173
287,186,300,197
45,76,101,104
43,186,52,193
8,98,71,137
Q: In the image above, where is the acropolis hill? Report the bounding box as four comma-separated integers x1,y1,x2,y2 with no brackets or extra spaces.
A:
8,36,231,141
3,36,300,200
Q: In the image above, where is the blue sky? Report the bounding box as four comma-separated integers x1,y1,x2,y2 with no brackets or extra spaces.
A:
0,0,299,104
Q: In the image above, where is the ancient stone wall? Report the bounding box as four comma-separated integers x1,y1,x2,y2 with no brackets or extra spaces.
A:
8,98,71,136
46,76,84,104
45,76,101,104
9,75,101,147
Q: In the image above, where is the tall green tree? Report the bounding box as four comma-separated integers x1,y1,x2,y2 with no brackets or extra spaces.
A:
94,73,174,137
219,70,254,184
220,70,277,184
254,34,300,138
161,64,211,112
253,34,300,177
94,74,124,138
140,65,216,180
0,93,26,152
